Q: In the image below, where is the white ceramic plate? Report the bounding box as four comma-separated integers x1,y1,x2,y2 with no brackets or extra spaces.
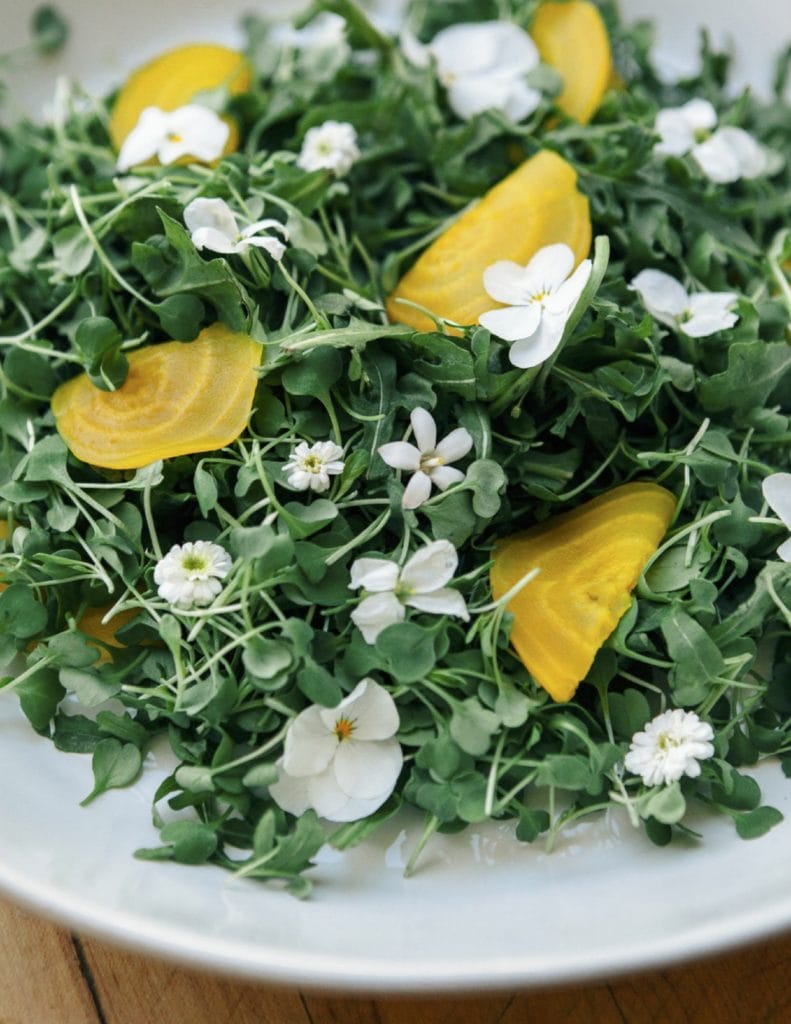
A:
1,0,790,994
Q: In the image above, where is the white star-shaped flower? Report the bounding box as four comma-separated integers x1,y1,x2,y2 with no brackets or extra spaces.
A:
403,21,541,123
349,539,469,644
762,473,791,562
624,709,715,787
297,120,360,177
153,540,232,609
269,678,403,823
629,269,739,338
116,104,230,172
283,440,345,493
479,243,592,368
183,197,288,260
653,98,768,184
378,408,473,510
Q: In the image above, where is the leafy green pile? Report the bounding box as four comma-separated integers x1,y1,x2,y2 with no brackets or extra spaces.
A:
0,1,789,896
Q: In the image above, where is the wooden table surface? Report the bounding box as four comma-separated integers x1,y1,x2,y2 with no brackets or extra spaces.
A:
2,894,791,1024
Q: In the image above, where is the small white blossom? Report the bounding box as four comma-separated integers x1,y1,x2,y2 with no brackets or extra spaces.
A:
630,269,739,338
350,539,469,644
269,678,403,822
624,709,715,787
653,99,768,184
116,105,229,172
269,12,347,51
154,540,232,609
183,197,287,260
762,473,791,562
378,408,473,510
284,440,345,493
479,243,592,368
297,120,360,177
403,21,541,123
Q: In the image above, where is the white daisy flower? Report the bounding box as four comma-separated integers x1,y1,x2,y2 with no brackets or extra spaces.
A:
269,677,403,823
403,21,541,123
653,98,768,184
762,473,791,562
378,408,473,510
116,104,229,172
624,709,715,787
183,197,288,260
629,269,739,338
479,243,592,368
154,540,232,610
297,120,360,177
284,440,345,493
349,539,469,644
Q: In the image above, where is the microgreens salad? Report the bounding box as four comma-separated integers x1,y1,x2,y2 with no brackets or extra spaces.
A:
0,1,789,898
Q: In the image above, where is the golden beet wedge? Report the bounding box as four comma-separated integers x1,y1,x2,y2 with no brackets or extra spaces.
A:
52,323,262,470
109,43,252,159
531,1,612,124
77,606,139,664
490,483,676,703
386,150,591,332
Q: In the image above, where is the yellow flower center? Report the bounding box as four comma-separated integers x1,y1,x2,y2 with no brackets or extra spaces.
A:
334,717,355,741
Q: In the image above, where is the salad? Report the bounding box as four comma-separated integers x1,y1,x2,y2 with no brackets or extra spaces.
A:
0,1,789,898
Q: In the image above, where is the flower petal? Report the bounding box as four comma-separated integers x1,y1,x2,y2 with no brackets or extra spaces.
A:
378,441,421,471
629,269,688,323
447,74,540,122
351,591,405,644
479,303,541,342
308,767,393,822
402,470,433,510
544,258,592,316
680,98,718,132
116,106,168,171
681,292,739,337
653,108,696,157
184,197,239,242
435,427,473,464
692,132,742,184
283,706,337,776
776,537,791,563
713,126,767,179
405,587,469,621
349,557,400,592
429,465,465,491
400,539,458,592
763,473,791,529
334,738,403,799
524,243,575,294
244,235,287,261
189,226,240,254
268,758,312,816
410,407,437,453
483,260,532,305
507,312,565,368
319,677,400,740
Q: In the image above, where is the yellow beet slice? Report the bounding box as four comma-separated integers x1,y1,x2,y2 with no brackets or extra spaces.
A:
109,44,252,159
531,1,612,124
77,606,138,664
52,323,262,470
490,483,676,703
386,150,591,332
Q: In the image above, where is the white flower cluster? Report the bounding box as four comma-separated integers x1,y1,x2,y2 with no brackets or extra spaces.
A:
624,709,715,787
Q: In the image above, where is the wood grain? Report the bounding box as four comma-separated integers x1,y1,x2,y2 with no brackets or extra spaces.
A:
2,894,791,1024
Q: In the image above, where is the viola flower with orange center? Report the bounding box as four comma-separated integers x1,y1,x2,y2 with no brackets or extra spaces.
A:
269,678,403,822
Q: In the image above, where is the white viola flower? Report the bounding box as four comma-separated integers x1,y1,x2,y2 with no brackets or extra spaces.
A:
378,408,473,510
284,440,345,493
349,539,469,644
479,243,592,368
403,21,541,123
269,12,347,51
653,99,768,184
269,677,403,822
629,269,739,338
183,197,287,260
297,120,360,177
762,472,791,562
624,709,715,787
116,105,229,172
154,540,232,609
